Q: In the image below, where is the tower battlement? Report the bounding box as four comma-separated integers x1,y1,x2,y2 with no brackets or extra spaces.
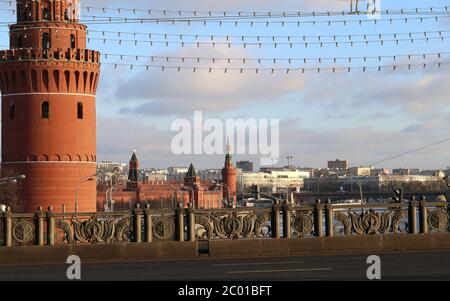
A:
0,48,100,96
0,48,100,64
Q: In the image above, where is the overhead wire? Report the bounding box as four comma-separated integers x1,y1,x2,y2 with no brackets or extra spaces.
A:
100,51,449,65
0,1,449,18
98,59,449,74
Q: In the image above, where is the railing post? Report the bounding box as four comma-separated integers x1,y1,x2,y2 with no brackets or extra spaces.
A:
419,196,428,234
36,207,44,246
314,199,324,238
271,200,281,239
408,196,418,234
187,203,196,242
4,207,12,247
283,201,291,239
133,204,142,243
144,204,152,243
47,206,55,246
325,199,334,237
176,202,185,242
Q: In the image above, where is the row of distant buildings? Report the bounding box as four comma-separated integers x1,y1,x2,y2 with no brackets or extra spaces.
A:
97,158,449,198
97,160,308,195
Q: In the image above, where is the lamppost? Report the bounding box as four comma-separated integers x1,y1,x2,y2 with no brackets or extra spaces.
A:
339,176,364,203
181,185,195,209
351,176,364,203
0,175,26,209
264,176,290,202
0,174,26,185
75,174,96,213
212,180,232,208
106,180,128,212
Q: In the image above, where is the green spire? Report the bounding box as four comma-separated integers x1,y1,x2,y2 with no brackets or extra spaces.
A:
186,163,198,177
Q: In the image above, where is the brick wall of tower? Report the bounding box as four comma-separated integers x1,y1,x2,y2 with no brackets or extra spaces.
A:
221,154,237,205
221,167,237,201
0,0,100,213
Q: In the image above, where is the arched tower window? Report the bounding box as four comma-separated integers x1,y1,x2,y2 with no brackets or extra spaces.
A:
42,8,49,21
42,33,51,49
77,102,83,119
9,102,15,119
64,9,69,21
70,34,76,48
41,101,49,119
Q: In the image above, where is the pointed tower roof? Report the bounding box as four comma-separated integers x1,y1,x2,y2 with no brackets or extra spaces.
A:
186,163,198,177
128,150,139,183
224,138,233,167
130,150,138,163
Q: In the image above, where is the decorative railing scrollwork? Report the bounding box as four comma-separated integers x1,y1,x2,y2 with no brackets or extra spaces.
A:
54,214,132,244
427,207,449,232
12,217,36,246
332,206,410,236
290,209,315,238
392,209,409,233
152,213,176,241
194,208,272,240
0,200,448,247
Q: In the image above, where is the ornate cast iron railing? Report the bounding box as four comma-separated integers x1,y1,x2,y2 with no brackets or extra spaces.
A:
0,197,449,247
193,208,272,240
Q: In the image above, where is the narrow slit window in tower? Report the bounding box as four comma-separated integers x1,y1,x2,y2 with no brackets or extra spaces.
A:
42,32,51,49
9,102,15,119
41,101,49,119
77,102,83,119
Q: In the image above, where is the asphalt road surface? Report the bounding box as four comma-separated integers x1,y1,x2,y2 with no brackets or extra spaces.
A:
1,250,450,281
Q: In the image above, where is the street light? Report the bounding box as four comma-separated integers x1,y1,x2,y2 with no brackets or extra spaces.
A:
0,175,26,212
264,176,291,203
106,180,128,212
339,176,364,203
75,174,96,213
212,180,232,208
0,174,26,184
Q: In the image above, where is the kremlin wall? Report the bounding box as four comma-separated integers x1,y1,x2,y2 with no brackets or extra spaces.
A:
96,152,237,211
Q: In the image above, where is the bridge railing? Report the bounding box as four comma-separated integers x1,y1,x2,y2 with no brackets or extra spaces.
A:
0,197,449,247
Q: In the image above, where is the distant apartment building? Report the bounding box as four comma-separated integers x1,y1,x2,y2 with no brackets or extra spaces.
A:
236,161,254,172
349,166,372,177
304,174,445,193
97,160,128,173
167,166,189,181
393,168,415,175
142,168,168,182
371,168,391,176
238,169,310,192
328,159,349,170
198,169,222,182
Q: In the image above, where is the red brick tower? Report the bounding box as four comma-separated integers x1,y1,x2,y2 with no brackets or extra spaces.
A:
184,163,202,208
221,144,237,207
0,0,100,212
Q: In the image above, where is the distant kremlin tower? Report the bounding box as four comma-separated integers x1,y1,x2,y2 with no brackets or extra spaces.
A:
0,0,100,212
221,143,237,207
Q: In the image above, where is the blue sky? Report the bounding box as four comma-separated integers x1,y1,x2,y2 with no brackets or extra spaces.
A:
1,0,450,170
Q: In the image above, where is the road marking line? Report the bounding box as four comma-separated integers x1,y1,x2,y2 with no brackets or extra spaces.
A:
213,261,304,267
226,268,332,274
